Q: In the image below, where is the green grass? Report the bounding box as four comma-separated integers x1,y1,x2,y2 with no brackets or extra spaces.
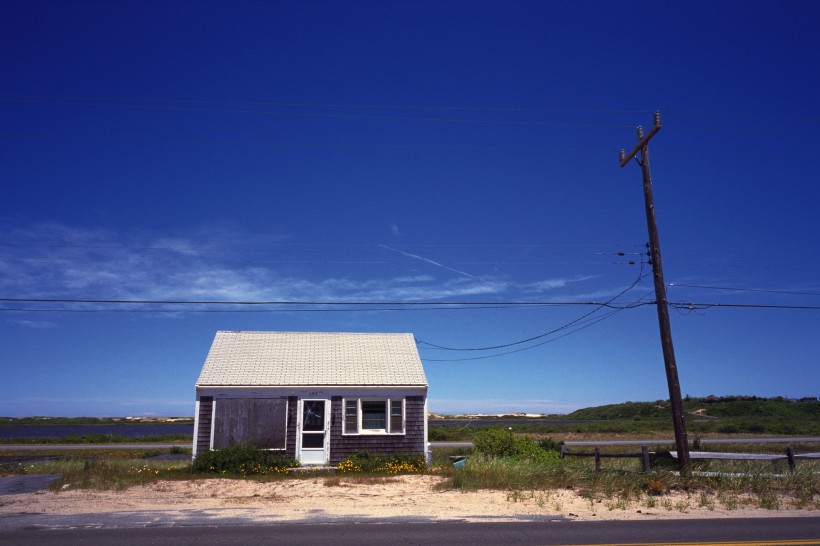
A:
436,454,818,510
432,429,819,511
12,456,192,490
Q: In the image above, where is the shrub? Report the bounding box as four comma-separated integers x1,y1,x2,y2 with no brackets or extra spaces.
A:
446,455,566,491
192,443,299,477
538,437,563,453
337,451,426,474
473,429,560,464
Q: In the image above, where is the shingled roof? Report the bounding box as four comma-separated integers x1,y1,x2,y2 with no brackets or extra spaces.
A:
195,331,428,387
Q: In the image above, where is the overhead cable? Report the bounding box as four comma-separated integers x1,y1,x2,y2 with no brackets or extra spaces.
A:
416,263,650,351
669,283,820,297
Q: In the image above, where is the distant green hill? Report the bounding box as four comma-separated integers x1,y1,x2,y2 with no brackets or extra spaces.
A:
560,396,819,435
567,396,819,421
567,401,671,420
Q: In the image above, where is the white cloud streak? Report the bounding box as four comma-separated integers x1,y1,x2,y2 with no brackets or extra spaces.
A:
0,222,603,310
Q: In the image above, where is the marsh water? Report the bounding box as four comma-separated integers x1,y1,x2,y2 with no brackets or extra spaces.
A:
1,419,587,439
0,424,194,439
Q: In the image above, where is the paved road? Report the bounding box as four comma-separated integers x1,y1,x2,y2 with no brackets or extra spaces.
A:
0,518,818,545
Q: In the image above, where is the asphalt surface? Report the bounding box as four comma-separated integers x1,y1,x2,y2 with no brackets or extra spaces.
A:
0,518,818,545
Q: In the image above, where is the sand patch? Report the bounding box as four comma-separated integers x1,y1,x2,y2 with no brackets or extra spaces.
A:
0,474,815,523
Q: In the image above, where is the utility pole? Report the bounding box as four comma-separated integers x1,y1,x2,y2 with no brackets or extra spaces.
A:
620,112,691,475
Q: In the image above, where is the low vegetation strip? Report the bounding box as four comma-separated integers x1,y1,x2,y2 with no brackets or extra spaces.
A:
0,435,816,514
0,434,192,445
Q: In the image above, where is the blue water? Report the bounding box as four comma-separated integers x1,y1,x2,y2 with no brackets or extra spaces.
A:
1,420,585,439
0,424,194,439
431,419,588,427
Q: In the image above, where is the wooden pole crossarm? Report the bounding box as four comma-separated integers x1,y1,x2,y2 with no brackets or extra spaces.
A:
619,111,662,168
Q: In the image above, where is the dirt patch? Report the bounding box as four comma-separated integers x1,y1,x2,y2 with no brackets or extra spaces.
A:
0,475,815,523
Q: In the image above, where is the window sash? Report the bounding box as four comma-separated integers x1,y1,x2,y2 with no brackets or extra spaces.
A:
390,399,404,433
361,400,386,430
344,400,358,433
343,398,405,435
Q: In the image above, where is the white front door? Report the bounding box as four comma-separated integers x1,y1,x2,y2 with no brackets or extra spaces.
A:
298,399,330,465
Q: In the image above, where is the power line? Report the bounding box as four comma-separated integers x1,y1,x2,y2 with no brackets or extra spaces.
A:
0,132,616,154
0,304,545,314
0,297,649,307
669,301,820,311
5,95,819,123
3,298,817,314
0,98,636,129
420,305,635,362
668,283,820,297
0,95,655,115
417,264,650,351
0,240,647,250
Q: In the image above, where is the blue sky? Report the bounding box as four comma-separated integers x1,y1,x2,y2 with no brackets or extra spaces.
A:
1,1,819,417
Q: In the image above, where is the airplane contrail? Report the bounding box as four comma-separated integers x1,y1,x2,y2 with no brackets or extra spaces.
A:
379,244,477,279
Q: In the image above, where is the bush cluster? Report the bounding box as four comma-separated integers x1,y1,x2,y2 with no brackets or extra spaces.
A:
336,451,426,474
192,443,299,476
472,429,562,464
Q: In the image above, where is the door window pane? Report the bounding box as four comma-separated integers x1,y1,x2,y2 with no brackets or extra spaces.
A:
302,433,324,448
361,401,386,429
303,401,325,431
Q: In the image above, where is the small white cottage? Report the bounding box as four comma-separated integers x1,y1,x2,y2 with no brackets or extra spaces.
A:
193,331,429,465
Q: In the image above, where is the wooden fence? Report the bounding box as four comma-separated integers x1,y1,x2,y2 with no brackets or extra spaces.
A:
560,443,820,473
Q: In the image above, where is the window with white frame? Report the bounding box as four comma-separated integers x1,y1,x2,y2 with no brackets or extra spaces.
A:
343,398,404,434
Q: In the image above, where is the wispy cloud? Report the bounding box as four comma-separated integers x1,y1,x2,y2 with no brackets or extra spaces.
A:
6,319,57,329
522,275,599,293
0,221,606,311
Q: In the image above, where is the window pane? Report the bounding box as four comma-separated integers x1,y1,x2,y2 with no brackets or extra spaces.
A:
390,400,403,433
302,433,324,448
303,401,325,431
361,400,386,429
345,400,358,433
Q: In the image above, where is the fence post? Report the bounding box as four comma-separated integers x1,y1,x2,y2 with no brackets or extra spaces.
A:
560,444,565,459
786,446,796,472
642,445,651,472
594,446,601,472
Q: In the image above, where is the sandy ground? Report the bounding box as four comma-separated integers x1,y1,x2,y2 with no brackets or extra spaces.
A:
0,475,816,524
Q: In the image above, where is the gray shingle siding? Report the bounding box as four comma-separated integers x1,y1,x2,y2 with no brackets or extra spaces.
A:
328,396,426,464
285,395,298,460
